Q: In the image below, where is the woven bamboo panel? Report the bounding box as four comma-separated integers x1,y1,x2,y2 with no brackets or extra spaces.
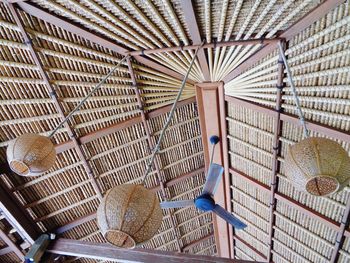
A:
192,0,320,81
339,237,350,262
1,0,349,262
30,0,205,82
0,252,21,263
227,102,275,185
226,2,350,132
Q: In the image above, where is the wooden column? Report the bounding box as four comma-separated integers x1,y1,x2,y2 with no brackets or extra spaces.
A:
195,82,231,258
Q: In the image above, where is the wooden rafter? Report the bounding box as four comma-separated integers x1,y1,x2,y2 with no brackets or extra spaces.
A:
15,1,195,85
6,2,103,200
179,0,210,81
47,238,259,263
127,57,183,252
267,40,285,262
223,0,346,83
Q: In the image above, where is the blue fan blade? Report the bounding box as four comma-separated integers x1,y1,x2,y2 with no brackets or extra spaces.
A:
160,200,194,209
213,204,247,229
202,163,224,196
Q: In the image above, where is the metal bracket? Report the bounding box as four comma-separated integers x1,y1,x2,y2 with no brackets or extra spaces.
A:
276,85,284,90
24,39,33,46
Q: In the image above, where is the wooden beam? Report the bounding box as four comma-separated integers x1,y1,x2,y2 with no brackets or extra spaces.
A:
225,96,350,144
218,84,235,257
47,238,258,263
57,96,196,154
0,181,40,244
55,166,205,234
195,82,231,258
7,2,103,200
267,41,285,262
223,0,345,83
15,1,194,84
0,246,13,256
0,229,24,261
179,0,210,81
127,57,183,252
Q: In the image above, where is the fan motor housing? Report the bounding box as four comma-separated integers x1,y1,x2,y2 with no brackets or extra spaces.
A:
195,194,215,211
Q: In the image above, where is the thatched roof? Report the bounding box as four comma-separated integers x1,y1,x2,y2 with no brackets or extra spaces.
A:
0,0,349,262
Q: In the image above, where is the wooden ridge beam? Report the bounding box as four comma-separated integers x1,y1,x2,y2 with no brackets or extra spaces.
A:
179,0,210,81
223,0,345,83
55,166,205,234
16,1,195,84
7,2,103,200
195,82,231,258
225,96,350,144
47,238,259,263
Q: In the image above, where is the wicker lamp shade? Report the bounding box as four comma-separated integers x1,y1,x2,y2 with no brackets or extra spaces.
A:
97,184,163,249
6,133,56,177
285,137,350,196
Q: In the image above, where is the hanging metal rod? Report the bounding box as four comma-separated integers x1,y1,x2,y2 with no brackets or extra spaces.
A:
127,38,283,56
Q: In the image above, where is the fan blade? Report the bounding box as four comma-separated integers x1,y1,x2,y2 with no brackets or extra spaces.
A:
160,200,194,209
202,163,224,196
213,205,247,229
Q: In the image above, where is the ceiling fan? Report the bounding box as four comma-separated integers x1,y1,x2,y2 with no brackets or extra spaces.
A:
160,136,247,230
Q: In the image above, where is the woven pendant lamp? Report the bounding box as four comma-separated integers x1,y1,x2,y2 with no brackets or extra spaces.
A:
285,137,350,196
5,57,129,177
6,133,56,177
97,184,163,248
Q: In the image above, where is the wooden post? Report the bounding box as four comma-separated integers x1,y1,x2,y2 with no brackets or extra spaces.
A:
195,82,231,258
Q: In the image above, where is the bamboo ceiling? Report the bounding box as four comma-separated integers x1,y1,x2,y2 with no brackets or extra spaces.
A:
0,0,349,263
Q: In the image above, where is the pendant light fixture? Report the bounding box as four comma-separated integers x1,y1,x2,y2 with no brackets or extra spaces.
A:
96,43,203,248
6,56,128,176
278,43,350,196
